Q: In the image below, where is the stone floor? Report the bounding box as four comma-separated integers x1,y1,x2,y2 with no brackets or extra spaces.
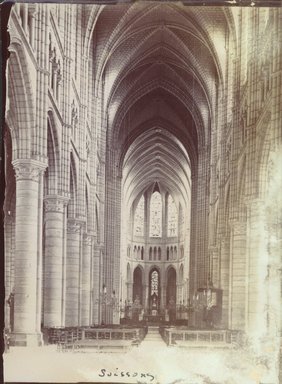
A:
141,326,166,345
3,339,279,384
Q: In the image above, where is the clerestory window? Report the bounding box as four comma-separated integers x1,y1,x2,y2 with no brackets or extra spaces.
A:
150,192,162,237
167,195,178,237
134,195,144,236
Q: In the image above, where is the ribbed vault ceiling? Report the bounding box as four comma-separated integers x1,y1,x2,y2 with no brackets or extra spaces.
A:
123,128,191,210
91,3,232,208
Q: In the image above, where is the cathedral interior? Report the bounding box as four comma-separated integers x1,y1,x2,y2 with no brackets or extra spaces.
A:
2,2,282,382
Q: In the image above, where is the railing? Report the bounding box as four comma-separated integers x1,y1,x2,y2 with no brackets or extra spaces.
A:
81,328,145,341
161,328,242,347
47,327,83,345
45,326,147,350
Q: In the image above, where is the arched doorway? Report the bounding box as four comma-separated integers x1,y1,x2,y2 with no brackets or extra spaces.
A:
133,266,143,305
167,267,177,323
166,267,176,305
149,268,160,314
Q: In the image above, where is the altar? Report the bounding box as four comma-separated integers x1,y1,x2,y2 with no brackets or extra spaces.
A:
144,314,164,323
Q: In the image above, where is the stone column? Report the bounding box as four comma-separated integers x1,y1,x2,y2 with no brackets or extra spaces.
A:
175,283,181,306
194,148,210,288
162,273,169,309
52,65,57,95
219,239,230,328
4,213,15,331
11,159,46,346
161,282,166,310
210,246,220,288
229,220,247,330
144,284,149,310
184,278,189,306
81,234,93,326
92,243,100,325
104,155,122,324
65,219,83,326
36,171,44,332
162,194,167,238
246,199,268,338
43,195,68,327
29,5,36,50
127,282,133,303
22,4,28,36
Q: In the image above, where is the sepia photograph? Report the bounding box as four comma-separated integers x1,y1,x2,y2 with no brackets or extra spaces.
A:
1,1,282,383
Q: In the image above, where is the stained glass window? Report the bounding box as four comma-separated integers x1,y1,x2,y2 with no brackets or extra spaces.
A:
149,192,162,237
134,195,144,236
167,195,178,237
151,270,159,295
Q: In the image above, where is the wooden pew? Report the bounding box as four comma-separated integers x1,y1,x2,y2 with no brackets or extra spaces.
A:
52,327,146,352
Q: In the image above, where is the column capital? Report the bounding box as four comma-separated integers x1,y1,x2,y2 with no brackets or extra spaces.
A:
12,159,47,182
67,218,85,233
44,195,69,213
83,233,94,245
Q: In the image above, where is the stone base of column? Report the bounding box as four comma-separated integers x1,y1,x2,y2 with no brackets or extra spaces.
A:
10,332,43,347
221,306,229,329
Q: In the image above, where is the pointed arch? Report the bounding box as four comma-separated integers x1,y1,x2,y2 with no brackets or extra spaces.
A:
127,263,131,283
95,202,99,239
68,153,78,218
85,184,92,232
257,118,274,199
149,266,161,310
7,40,36,159
166,266,177,305
134,194,144,236
133,266,143,304
46,112,60,195
179,264,184,284
83,5,105,56
4,125,16,212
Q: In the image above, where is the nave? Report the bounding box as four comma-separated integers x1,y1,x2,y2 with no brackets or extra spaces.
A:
3,2,282,383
